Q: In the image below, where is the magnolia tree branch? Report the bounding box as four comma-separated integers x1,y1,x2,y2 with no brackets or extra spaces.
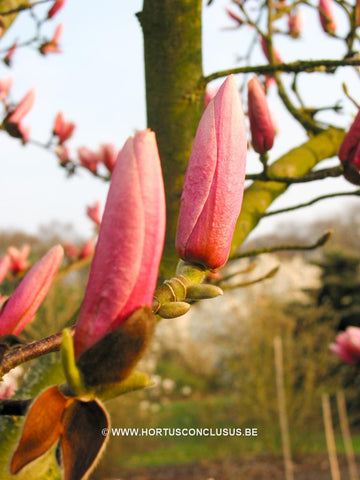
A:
231,127,345,252
220,266,280,290
246,165,344,183
204,58,360,83
231,230,332,260
0,0,50,16
264,190,360,217
0,330,70,377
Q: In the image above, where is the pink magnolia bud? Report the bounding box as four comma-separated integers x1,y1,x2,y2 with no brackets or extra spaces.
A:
63,241,79,259
39,23,63,55
288,9,303,38
3,41,17,66
0,245,63,336
7,89,35,125
78,146,99,173
7,245,31,273
338,109,360,170
225,8,243,26
330,327,360,365
0,76,13,101
176,75,247,271
74,129,166,356
53,112,75,144
86,200,102,227
78,147,99,173
55,144,70,164
99,143,117,172
248,77,274,154
319,0,337,34
260,35,282,64
356,0,360,27
78,238,95,260
47,0,66,19
0,254,11,284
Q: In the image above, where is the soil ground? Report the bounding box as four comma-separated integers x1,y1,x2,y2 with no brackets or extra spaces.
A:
102,454,360,479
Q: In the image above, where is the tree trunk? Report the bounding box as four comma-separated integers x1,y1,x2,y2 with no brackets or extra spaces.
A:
138,0,204,279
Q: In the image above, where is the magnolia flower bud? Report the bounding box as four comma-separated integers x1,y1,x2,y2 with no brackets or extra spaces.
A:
248,77,274,154
176,75,247,271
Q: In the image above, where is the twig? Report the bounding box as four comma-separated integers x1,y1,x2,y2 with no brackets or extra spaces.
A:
0,328,73,377
246,165,344,183
231,230,332,260
216,260,258,284
263,190,360,217
221,266,279,289
0,0,51,16
204,58,360,83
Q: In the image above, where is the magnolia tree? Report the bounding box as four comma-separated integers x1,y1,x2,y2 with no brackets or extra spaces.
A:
0,0,360,478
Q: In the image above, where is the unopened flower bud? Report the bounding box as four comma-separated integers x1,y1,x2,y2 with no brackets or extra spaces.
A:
248,77,274,154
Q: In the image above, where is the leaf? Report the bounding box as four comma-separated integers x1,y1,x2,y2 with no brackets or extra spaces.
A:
61,399,109,480
76,306,155,387
94,370,153,402
11,386,68,474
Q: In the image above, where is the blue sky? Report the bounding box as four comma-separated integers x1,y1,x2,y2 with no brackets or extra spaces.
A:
0,0,358,242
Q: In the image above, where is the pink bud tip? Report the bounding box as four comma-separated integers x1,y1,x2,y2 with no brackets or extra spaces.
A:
260,35,282,64
0,76,13,101
0,254,11,284
7,244,31,273
47,0,66,19
53,112,76,144
330,327,360,365
248,77,275,154
78,147,99,173
0,245,63,336
99,144,117,173
176,75,247,270
78,238,95,260
319,0,337,34
7,89,35,125
86,200,102,227
338,109,360,171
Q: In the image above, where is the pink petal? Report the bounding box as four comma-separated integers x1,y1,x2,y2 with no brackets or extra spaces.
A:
0,254,11,284
8,89,35,124
0,245,63,336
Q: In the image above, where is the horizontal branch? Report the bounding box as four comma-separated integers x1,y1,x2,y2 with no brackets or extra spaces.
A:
205,58,360,83
0,0,50,16
231,230,332,260
264,189,360,217
221,266,279,290
246,165,344,183
0,329,73,378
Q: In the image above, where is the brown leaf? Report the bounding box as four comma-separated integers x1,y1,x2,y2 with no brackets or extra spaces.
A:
77,306,155,386
11,385,69,474
61,399,109,480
